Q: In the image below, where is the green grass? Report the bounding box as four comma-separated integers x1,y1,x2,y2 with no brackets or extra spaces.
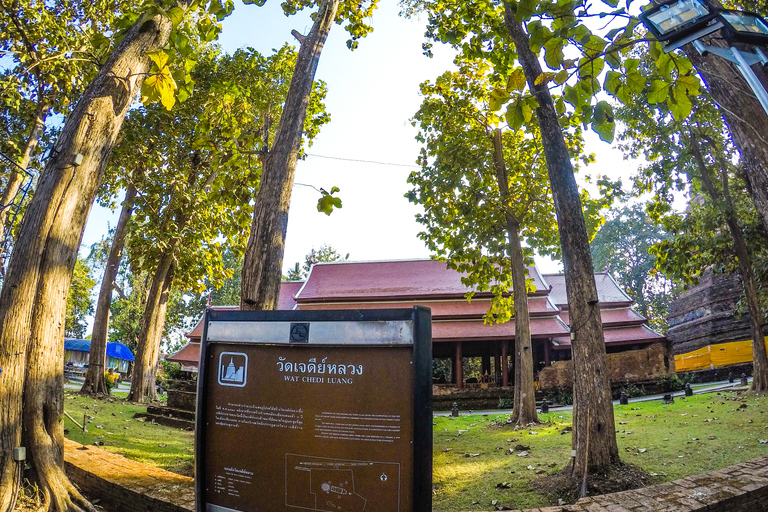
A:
63,390,768,510
63,391,194,476
432,391,768,511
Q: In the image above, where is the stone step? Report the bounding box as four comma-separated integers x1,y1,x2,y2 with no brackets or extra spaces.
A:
145,405,196,421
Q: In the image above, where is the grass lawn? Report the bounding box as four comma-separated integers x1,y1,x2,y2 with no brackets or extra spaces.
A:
63,390,768,510
433,391,768,510
63,390,194,476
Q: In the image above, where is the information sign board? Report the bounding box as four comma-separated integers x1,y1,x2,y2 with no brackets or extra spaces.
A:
196,307,432,512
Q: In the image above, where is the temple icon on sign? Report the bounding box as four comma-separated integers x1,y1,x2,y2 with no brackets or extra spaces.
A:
218,352,248,387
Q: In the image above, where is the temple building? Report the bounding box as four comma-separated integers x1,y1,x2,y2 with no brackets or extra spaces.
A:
168,259,671,391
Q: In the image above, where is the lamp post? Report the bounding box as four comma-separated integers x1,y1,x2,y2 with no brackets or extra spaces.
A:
639,0,768,114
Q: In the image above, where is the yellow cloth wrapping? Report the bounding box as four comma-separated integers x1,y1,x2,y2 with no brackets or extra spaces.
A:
675,337,768,372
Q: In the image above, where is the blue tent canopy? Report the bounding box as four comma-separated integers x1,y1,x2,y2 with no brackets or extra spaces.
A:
107,342,135,362
64,338,135,362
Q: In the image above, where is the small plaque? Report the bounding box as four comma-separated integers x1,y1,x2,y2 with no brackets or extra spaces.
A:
289,323,310,343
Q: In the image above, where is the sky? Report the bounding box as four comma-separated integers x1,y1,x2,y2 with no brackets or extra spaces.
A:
80,0,635,278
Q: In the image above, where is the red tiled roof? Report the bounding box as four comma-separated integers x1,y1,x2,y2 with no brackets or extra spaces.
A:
559,307,646,327
543,273,633,307
296,295,559,319
294,260,549,302
166,342,200,366
551,324,664,349
432,316,570,342
278,281,303,310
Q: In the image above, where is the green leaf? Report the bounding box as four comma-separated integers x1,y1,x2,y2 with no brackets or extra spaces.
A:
648,80,670,103
317,192,343,215
604,71,622,95
625,69,645,94
147,50,169,70
668,86,692,121
517,0,538,22
166,6,185,27
543,38,565,70
507,69,527,92
489,88,511,111
578,56,604,79
677,74,700,96
554,69,570,85
591,100,615,143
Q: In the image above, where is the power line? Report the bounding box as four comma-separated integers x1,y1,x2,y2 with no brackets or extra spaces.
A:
304,153,420,168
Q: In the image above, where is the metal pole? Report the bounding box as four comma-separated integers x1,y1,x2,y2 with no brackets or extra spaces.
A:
730,46,768,116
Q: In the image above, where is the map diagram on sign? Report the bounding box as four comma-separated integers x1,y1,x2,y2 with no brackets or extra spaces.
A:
285,454,401,512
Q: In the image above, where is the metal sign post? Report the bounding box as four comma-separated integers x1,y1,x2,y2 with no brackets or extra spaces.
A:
196,307,432,512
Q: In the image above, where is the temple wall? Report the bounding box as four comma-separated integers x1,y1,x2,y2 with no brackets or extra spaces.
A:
538,341,674,390
667,270,752,355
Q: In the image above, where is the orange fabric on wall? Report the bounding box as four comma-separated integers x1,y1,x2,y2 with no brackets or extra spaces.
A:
675,337,768,372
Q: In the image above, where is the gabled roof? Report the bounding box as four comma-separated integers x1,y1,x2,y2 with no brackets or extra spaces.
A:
559,307,647,328
295,259,548,303
432,316,570,342
543,272,633,308
552,324,665,349
295,295,560,318
166,342,200,367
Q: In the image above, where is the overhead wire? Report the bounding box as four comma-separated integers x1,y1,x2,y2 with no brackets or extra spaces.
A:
303,153,420,168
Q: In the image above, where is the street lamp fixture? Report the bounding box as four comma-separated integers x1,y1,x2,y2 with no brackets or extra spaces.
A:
639,0,768,50
639,0,768,115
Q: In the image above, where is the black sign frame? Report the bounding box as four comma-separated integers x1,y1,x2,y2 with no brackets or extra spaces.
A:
195,306,432,512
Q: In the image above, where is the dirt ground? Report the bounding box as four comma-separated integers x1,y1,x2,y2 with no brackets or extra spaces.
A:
532,462,655,505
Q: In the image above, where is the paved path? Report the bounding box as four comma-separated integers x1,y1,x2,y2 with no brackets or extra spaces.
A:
64,378,132,393
434,378,752,416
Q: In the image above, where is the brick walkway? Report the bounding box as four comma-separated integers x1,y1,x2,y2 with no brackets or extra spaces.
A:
65,438,768,512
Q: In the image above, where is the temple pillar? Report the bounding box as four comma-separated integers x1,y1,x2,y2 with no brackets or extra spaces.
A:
494,343,501,386
544,339,551,367
455,341,463,389
501,340,509,387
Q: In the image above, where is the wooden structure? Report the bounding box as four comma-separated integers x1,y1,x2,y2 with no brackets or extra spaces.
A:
169,260,669,390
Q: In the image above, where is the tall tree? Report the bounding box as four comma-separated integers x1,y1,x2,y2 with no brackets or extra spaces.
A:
590,204,673,331
80,183,136,395
405,0,620,476
408,59,606,425
125,47,329,402
240,0,376,310
0,1,234,508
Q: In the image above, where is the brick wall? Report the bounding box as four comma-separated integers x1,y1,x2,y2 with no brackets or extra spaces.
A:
64,439,193,512
539,342,674,391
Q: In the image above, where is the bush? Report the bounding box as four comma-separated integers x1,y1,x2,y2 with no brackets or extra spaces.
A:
657,374,693,392
498,397,513,409
543,389,573,405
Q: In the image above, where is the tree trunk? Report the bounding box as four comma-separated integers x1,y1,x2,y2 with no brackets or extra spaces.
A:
0,12,171,512
81,184,136,395
492,129,539,425
128,252,175,403
240,0,339,311
685,34,768,237
503,5,618,475
0,102,50,246
687,135,768,392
